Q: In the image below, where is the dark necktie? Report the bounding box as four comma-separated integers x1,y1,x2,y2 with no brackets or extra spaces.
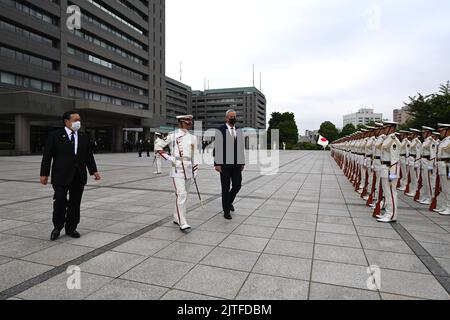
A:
70,132,75,155
231,127,236,139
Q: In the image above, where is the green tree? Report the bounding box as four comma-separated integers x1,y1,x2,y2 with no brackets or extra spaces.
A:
340,123,356,138
404,82,450,129
319,121,339,143
267,112,299,149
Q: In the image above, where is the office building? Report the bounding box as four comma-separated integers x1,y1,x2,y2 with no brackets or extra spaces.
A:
343,108,383,127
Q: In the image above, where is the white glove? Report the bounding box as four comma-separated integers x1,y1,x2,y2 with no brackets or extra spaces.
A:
193,165,199,178
428,166,434,171
389,174,397,180
414,163,420,169
167,156,176,165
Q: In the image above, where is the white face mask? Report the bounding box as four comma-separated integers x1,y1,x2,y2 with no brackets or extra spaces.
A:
71,121,81,132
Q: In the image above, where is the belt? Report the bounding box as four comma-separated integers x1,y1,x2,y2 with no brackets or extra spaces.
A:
423,155,431,160
381,161,391,165
410,154,416,156
400,154,407,157
438,158,450,161
374,156,381,160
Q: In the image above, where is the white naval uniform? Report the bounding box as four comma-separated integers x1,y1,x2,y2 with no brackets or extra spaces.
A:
155,129,200,227
379,133,401,221
399,138,410,190
437,137,450,214
408,138,422,196
372,134,386,206
420,137,437,203
364,136,375,200
359,137,369,193
154,137,163,173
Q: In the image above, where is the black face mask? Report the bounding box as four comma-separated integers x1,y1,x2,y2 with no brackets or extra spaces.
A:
229,118,236,125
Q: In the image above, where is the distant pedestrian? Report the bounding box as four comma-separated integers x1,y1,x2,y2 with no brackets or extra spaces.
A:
137,139,144,158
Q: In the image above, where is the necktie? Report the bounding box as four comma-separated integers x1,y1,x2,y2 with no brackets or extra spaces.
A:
231,127,236,139
70,132,75,154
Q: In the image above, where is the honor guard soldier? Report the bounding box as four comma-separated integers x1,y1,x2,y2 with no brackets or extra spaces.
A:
370,123,386,209
155,115,200,231
406,129,422,198
398,130,411,191
418,126,437,205
363,126,376,201
435,124,450,215
358,129,369,194
376,121,401,223
153,132,163,174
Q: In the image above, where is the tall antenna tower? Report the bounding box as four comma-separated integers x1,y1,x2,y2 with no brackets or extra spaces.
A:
180,62,182,82
252,64,255,87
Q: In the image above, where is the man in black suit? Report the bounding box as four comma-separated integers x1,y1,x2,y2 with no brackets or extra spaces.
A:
214,109,246,220
40,111,101,241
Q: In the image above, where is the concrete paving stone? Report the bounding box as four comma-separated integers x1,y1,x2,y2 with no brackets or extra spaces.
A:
401,223,448,234
352,217,393,228
160,289,221,300
380,293,425,300
314,244,367,266
278,219,317,232
80,251,146,277
272,228,316,243
22,243,94,267
220,234,269,253
283,212,317,222
252,210,286,219
4,223,58,240
317,216,353,225
0,237,55,258
140,226,185,241
85,279,168,300
0,255,12,265
409,231,450,245
77,217,122,231
174,265,248,299
67,231,123,248
355,226,402,240
154,242,214,263
177,230,228,246
253,253,311,281
309,282,380,300
17,272,114,300
0,260,53,291
379,268,450,300
113,238,171,256
243,216,281,227
264,239,314,259
316,223,357,235
0,219,33,232
201,247,260,272
311,260,370,290
420,242,450,259
120,257,194,287
236,274,309,300
125,214,163,225
197,219,241,233
99,222,145,235
232,224,276,238
435,257,450,275
359,236,414,254
365,250,430,274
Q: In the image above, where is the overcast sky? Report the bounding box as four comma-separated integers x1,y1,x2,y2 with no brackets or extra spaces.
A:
166,0,450,134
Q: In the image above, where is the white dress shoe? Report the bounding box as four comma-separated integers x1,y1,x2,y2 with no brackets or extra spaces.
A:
179,224,191,231
405,193,415,197
398,187,406,191
433,208,445,213
375,214,385,219
439,210,450,216
377,216,396,223
419,199,431,205
362,195,369,201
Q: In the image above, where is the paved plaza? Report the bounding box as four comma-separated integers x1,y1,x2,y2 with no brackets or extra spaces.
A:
0,151,449,300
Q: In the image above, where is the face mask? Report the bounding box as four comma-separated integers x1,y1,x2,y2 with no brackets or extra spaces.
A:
229,118,236,125
71,121,81,132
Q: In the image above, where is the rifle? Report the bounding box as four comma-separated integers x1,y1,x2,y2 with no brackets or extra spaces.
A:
372,179,384,217
397,161,403,188
414,165,423,202
405,166,411,195
361,166,369,198
430,167,441,211
366,171,377,206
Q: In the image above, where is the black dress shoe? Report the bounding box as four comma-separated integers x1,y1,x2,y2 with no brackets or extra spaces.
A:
230,204,235,212
224,212,232,220
50,229,60,241
65,230,81,238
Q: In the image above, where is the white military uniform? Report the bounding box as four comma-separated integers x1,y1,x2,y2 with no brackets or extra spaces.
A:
398,136,410,191
363,134,375,201
155,127,200,229
377,132,401,222
437,129,450,215
419,135,437,204
153,135,163,174
359,136,369,193
407,136,422,197
371,133,386,207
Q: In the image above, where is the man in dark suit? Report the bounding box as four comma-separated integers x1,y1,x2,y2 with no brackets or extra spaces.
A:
40,111,101,241
214,109,246,220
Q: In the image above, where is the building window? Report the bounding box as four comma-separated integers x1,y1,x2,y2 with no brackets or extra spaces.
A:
0,71,56,92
